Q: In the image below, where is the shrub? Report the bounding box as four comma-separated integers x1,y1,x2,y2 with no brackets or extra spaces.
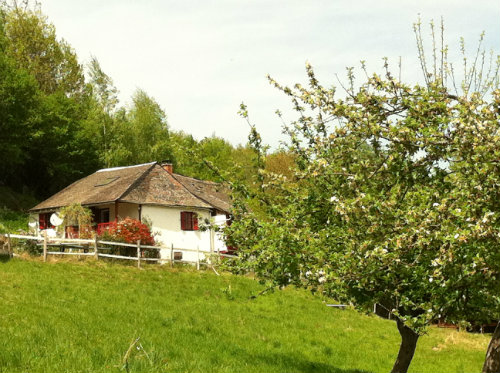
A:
112,218,155,246
100,218,156,258
0,207,28,233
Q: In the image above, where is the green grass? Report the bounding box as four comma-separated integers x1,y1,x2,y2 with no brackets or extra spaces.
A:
0,258,490,372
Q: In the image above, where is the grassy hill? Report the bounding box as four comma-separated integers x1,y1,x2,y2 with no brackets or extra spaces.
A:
0,258,489,372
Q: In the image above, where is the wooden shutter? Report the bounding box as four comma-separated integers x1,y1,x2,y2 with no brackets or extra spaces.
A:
180,211,188,230
181,211,198,231
193,213,199,230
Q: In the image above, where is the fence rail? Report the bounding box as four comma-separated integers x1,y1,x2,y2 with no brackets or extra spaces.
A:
0,233,237,270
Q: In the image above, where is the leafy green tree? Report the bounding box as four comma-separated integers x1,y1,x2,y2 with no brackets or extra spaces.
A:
225,62,500,372
125,89,172,164
0,2,99,198
101,89,173,167
0,10,39,183
2,0,84,97
170,133,238,181
168,130,198,174
82,56,120,167
22,91,100,196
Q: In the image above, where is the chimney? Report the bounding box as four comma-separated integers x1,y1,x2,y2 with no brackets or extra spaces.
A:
161,161,173,174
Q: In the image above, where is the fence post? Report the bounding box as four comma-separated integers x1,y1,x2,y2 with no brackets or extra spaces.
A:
170,243,173,268
94,235,99,260
137,240,141,269
7,233,11,257
196,245,200,270
43,234,48,262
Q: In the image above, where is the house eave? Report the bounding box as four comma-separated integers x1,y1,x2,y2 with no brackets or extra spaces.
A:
29,200,120,213
121,201,213,211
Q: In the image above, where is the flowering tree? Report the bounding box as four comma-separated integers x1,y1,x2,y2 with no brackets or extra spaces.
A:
225,64,500,373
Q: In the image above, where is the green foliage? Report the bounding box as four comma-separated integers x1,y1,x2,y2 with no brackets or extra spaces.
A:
116,89,173,166
58,203,93,238
170,132,250,182
225,61,500,371
0,2,99,198
3,1,85,96
0,259,489,372
0,207,27,233
12,236,40,255
0,16,39,180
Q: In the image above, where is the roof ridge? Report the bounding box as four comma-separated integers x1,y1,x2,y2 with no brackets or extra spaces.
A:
168,170,215,208
171,172,229,212
173,173,218,185
116,162,158,201
96,161,156,173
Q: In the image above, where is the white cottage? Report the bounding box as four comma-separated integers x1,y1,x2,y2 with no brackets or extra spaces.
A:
29,162,232,262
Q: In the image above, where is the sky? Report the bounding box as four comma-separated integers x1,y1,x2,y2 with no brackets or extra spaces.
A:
38,0,500,148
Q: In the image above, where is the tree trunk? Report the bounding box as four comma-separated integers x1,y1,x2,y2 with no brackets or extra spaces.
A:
483,320,500,373
391,318,419,373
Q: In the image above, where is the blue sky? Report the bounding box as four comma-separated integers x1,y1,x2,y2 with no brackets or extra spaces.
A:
40,0,500,148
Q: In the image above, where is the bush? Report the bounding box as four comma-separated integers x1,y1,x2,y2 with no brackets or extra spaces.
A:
99,218,157,258
13,238,41,256
0,207,28,233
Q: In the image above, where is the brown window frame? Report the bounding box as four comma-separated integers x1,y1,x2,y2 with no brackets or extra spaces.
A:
180,211,199,231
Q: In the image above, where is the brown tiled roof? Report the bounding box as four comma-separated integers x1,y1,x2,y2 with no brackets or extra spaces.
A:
120,165,212,209
172,174,231,213
30,163,156,212
30,162,230,213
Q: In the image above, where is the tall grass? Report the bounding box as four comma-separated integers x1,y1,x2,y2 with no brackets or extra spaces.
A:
0,259,489,372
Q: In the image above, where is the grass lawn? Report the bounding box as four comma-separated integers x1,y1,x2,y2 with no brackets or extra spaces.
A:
0,258,490,372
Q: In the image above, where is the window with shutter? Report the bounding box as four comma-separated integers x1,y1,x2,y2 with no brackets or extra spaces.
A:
180,211,198,231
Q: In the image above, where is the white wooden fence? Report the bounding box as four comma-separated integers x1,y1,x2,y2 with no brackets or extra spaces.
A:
0,233,237,269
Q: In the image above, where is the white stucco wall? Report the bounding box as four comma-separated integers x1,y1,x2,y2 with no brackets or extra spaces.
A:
142,205,213,263
213,214,228,253
118,202,139,220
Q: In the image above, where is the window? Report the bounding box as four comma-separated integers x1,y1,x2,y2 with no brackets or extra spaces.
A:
180,211,198,231
39,213,53,230
100,208,110,223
